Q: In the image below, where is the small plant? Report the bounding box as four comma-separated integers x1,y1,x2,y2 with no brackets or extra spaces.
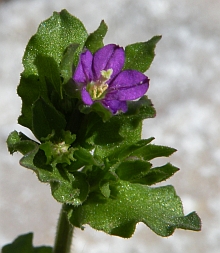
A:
3,10,201,253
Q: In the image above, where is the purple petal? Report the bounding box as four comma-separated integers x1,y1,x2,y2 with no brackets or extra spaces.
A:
81,87,93,105
108,70,149,100
93,44,125,81
117,84,148,100
73,50,93,83
102,99,127,114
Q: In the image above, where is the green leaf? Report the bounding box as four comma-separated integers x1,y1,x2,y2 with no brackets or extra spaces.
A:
50,171,89,205
131,143,176,161
116,137,155,160
68,181,201,238
32,97,66,140
79,102,113,122
60,43,79,85
34,54,62,97
85,113,124,147
7,131,89,205
17,74,42,130
2,233,52,253
172,211,202,231
7,131,35,155
133,163,179,185
124,35,162,72
99,180,111,198
18,9,88,130
92,116,141,158
7,131,39,171
115,160,152,181
23,10,88,76
89,105,155,159
32,150,89,205
84,20,108,53
124,95,156,120
88,97,155,157
68,147,102,171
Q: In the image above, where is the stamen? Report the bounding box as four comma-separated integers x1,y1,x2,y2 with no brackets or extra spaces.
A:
87,69,113,100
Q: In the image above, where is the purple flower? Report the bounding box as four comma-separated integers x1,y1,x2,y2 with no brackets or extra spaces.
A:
73,44,149,114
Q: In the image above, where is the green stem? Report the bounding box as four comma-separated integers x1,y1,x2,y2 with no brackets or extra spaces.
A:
53,204,74,253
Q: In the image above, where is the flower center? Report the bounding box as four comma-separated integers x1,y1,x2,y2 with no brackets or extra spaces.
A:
87,69,113,100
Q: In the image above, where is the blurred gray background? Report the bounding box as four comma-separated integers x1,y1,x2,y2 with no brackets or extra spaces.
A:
0,0,220,252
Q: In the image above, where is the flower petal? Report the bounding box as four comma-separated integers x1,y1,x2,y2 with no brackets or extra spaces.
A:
102,99,127,114
81,87,93,105
73,50,93,83
93,44,125,81
108,70,149,100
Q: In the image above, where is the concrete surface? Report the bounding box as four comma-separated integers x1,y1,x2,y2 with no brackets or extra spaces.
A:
0,0,220,252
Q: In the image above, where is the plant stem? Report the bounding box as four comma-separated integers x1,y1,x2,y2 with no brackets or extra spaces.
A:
53,204,74,253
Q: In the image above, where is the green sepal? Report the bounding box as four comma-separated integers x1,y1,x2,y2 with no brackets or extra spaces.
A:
124,35,162,72
84,20,108,53
68,181,201,238
39,141,76,167
39,130,76,167
32,97,66,140
2,233,52,253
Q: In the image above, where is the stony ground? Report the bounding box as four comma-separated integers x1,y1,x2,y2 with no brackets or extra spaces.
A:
1,0,220,252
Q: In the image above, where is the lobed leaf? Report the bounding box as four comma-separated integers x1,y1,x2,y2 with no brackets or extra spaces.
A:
7,131,39,171
50,171,89,205
68,181,201,237
18,10,88,130
2,233,52,253
32,150,89,205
